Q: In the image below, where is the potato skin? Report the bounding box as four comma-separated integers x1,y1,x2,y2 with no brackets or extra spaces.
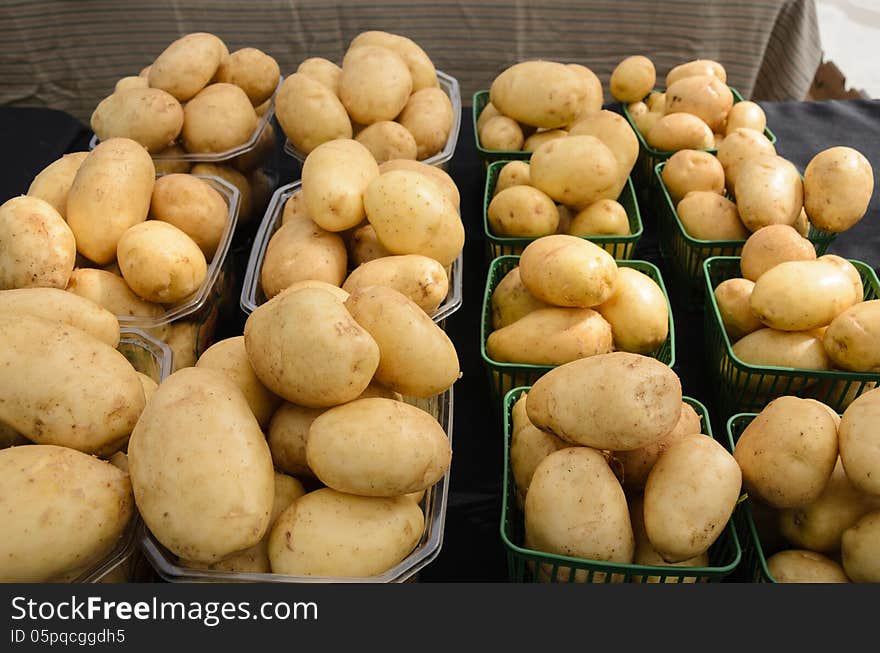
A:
714,278,764,342
530,136,620,207
66,268,163,319
349,31,437,92
355,120,418,163
488,185,559,237
510,394,567,504
664,74,733,133
214,47,280,106
150,173,228,259
717,128,776,193
804,146,874,233
296,57,343,95
645,113,714,152
767,550,849,583
732,328,830,372
824,300,880,372
148,32,225,101
735,155,804,232
259,219,347,299
26,151,89,218
676,191,748,240
0,288,119,347
567,64,603,122
91,87,184,153
276,73,353,154
340,45,412,124
665,59,727,87
182,83,258,154
568,110,638,189
397,87,454,160
841,511,880,582
378,159,460,210
0,445,133,582
839,389,880,496
740,225,817,282
726,101,766,134
490,61,587,129
595,267,668,354
491,266,549,330
342,254,448,315
610,55,655,103
479,116,524,151
661,149,725,204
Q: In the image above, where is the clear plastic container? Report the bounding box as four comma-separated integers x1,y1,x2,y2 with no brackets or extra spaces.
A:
139,388,453,583
240,180,463,324
282,70,462,170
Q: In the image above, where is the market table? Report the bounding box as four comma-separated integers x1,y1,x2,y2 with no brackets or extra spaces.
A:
1,97,879,582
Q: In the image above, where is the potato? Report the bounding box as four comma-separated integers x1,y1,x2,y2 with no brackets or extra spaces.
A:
766,550,849,583
281,190,310,225
839,388,880,496
259,219,347,299
804,146,874,233
345,285,459,397
819,254,864,300
378,159,460,211
214,47,280,106
26,151,89,218
568,110,639,188
494,161,531,195
735,155,804,231
491,266,549,330
526,352,682,451
397,87,454,160
128,367,274,564
610,55,656,103
302,139,379,232
355,121,418,162
340,45,412,124
595,267,668,354
646,91,667,113
0,288,119,347
530,136,619,208
716,127,776,193
342,255,448,315
750,259,859,331
268,402,323,479
661,149,725,203
0,196,75,290
478,115,524,150
733,397,838,508
732,328,830,373
510,397,567,503
525,448,634,568
0,314,145,453
644,434,741,562
268,488,424,577
487,307,613,365
91,88,184,153
0,445,133,582
627,101,648,121
66,268,163,319
793,206,810,236
275,73,352,155
568,199,630,236
182,83,258,153
632,110,662,137
664,75,733,133
148,32,225,101
713,278,764,341
476,101,501,132
153,145,192,175
522,129,567,152
487,185,559,237
149,173,227,259
115,75,148,93
349,31,438,92
841,511,880,582
307,398,450,497
190,163,253,225
665,59,727,87
614,402,702,490
740,225,817,281
645,113,714,152
519,235,618,308
244,287,379,407
824,300,880,372
364,170,464,266
567,63,603,122
725,101,766,134
117,221,207,304
347,224,392,266
67,137,155,265
629,494,710,582
675,191,748,240
779,459,879,553
490,61,587,129
296,57,343,95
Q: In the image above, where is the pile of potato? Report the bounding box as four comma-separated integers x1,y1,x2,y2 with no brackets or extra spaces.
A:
125,278,458,578
276,30,454,163
488,235,668,365
732,394,880,582
511,352,741,582
476,60,604,151
258,139,463,315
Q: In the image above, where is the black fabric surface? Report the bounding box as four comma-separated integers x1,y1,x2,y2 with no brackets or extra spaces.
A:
2,99,879,583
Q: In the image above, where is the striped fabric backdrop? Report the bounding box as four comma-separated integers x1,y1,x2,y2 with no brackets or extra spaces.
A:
0,0,822,124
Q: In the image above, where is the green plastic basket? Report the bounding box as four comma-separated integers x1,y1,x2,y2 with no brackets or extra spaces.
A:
703,256,880,419
655,162,838,309
483,160,643,261
500,388,742,583
482,256,675,404
473,91,534,168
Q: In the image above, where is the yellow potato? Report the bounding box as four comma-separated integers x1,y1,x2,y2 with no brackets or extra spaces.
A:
342,254,448,315
841,511,880,582
275,73,353,155
646,113,714,151
281,190,310,225
735,155,804,231
676,191,748,240
725,101,767,135
66,268,163,319
378,159,460,211
804,146,874,233
632,110,663,137
190,163,254,225
26,151,89,218
0,288,119,347
259,219,347,299
530,136,620,207
568,199,630,236
214,47,280,106
491,266,549,330
818,254,864,301
665,59,727,87
296,57,343,95
91,87,184,153
713,278,764,341
355,121,418,162
596,267,668,354
664,75,733,133
476,101,501,132
349,31,438,92
148,32,226,101
0,196,75,290
115,75,148,93
149,173,228,259
153,145,192,175
661,149,725,203
182,83,258,153
839,389,880,496
347,224,393,266
716,127,776,193
340,45,413,124
647,91,667,112
488,185,559,237
0,445,133,582
490,60,587,129
493,161,531,195
567,63,604,122
628,101,648,121
67,137,155,265
510,394,567,504
610,55,656,103
523,129,568,152
793,206,810,236
397,87,454,160
740,225,817,282
766,550,849,583
568,110,639,188
478,115,524,150
824,300,880,372
732,328,830,371
268,402,323,479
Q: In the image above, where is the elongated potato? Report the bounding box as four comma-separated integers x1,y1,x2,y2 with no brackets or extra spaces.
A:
148,32,225,101
0,288,119,347
66,268,163,319
345,285,459,397
767,550,849,583
0,445,133,582
740,225,817,282
735,155,804,231
645,113,714,152
67,137,155,265
526,352,683,451
523,129,567,152
596,267,668,354
568,110,639,188
214,47,280,107
0,314,145,453
182,83,258,153
664,75,733,133
490,61,587,129
259,219,347,299
349,31,438,92
530,136,620,207
149,173,228,259
491,266,549,329
824,300,880,371
276,73,353,154
717,128,776,193
665,59,727,87
128,367,274,563
340,45,412,124
487,185,559,237
26,151,89,218
296,57,343,95
91,88,184,153
839,388,880,496
732,328,830,372
342,255,448,315
804,146,874,233
397,87,454,160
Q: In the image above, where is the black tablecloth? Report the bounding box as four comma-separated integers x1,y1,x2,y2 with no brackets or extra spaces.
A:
2,99,879,582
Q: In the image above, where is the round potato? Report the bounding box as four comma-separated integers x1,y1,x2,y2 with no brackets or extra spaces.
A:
275,73,352,155
804,146,874,233
214,47,280,106
530,136,620,207
91,87,184,153
568,199,630,236
355,121,418,162
661,149,725,203
117,221,207,304
726,101,766,135
568,110,639,189
646,113,714,152
491,266,549,330
732,328,830,371
182,83,257,153
526,351,683,451
767,550,849,583
596,267,669,354
342,254,448,315
566,63,604,123
494,160,531,196
841,511,880,582
26,151,89,218
0,196,75,290
259,219,347,299
713,277,764,341
839,389,880,496
610,55,656,103
716,128,776,193
66,268,163,319
664,75,733,133
519,235,618,308
665,59,727,87
149,173,228,259
490,60,587,129
296,57,343,95
735,155,804,231
740,225,817,282
824,300,880,372
397,87,454,160
488,185,559,237
676,191,748,240
340,45,412,124
349,31,438,92
479,115,524,151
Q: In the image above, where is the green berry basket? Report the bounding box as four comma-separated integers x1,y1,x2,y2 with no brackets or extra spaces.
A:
473,90,533,169
481,255,675,406
702,256,880,420
483,159,643,261
655,162,838,310
500,388,742,583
